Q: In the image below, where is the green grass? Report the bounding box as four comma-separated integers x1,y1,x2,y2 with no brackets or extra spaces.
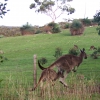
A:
0,26,100,99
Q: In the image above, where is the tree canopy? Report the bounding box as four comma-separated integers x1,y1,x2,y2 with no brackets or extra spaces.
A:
94,10,100,23
30,0,75,22
0,0,9,18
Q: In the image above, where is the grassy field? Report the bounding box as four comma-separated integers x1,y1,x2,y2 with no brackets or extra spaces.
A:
0,26,100,99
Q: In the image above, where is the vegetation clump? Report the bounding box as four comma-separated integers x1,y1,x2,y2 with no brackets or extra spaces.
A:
53,47,63,59
38,57,48,65
70,20,84,36
81,18,92,26
20,22,33,31
96,26,100,35
20,22,35,35
91,47,100,59
68,47,79,56
48,22,61,33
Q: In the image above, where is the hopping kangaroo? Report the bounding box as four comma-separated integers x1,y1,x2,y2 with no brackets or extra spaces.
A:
38,48,87,87
32,61,64,91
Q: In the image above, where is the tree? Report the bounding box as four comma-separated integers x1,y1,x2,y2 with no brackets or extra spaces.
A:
94,10,100,23
0,0,9,18
29,0,75,22
94,10,100,35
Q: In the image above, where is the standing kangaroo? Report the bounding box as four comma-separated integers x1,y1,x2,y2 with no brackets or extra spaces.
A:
38,48,87,87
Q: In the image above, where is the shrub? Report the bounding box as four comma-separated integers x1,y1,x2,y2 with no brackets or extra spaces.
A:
38,57,48,65
35,30,42,34
98,21,100,26
68,47,79,56
70,20,83,30
91,50,98,59
70,19,84,35
81,18,92,26
90,47,100,59
20,22,35,35
0,55,3,63
48,22,61,33
0,55,8,63
20,22,33,30
96,26,100,35
53,47,63,59
64,23,70,29
97,47,100,52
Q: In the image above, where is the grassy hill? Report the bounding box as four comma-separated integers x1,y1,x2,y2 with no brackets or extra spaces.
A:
0,26,100,99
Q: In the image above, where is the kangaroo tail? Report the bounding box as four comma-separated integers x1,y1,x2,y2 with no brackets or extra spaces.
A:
38,60,47,70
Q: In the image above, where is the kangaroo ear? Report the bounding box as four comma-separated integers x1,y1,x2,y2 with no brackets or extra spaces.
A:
80,49,82,52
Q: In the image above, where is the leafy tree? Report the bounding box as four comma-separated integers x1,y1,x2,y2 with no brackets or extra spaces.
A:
30,0,75,22
94,10,100,23
94,10,100,35
0,0,9,18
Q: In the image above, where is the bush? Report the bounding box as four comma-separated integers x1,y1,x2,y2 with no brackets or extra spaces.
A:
20,22,34,31
64,23,70,29
53,47,63,59
35,30,42,34
48,22,61,33
20,22,35,35
70,20,84,35
98,21,100,26
0,55,8,63
91,51,98,59
38,57,48,65
96,26,100,35
90,47,100,59
81,18,92,26
70,20,83,30
68,47,79,56
0,55,3,63
97,47,100,52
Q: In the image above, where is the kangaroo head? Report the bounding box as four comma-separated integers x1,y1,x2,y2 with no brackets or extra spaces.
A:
80,48,87,59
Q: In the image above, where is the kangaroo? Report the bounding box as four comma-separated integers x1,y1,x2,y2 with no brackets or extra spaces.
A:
32,61,64,91
38,48,87,87
89,46,97,50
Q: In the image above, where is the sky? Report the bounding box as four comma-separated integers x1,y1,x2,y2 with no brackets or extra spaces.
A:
0,0,100,27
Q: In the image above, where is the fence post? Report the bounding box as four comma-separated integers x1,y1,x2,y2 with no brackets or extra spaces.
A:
33,54,37,88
